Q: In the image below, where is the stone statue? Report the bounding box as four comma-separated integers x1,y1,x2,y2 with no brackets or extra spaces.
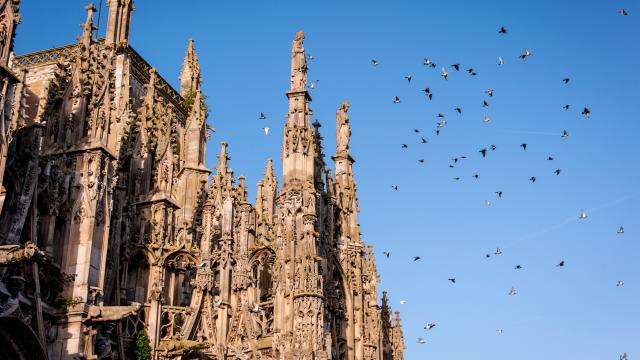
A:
290,30,307,90
85,302,142,322
336,102,351,153
0,242,38,265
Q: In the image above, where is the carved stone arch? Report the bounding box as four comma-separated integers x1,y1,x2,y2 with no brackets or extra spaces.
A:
123,247,152,304
249,248,276,303
0,317,47,360
162,251,197,307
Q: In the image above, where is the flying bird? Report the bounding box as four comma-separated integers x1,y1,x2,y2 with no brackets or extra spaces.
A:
519,48,531,60
424,323,436,330
529,176,537,183
401,144,408,148
263,127,270,135
307,54,314,60
393,96,401,104
508,287,516,296
479,148,487,157
563,77,571,84
400,300,407,305
451,63,460,71
454,106,462,114
453,177,461,181
579,209,588,220
485,88,494,97
496,191,503,198
473,174,480,179
581,107,591,118
441,67,449,80
437,113,445,118
309,82,315,89
404,75,412,82
495,247,503,255
417,337,426,344
548,155,555,161
421,137,428,144
563,104,570,110
617,226,625,234
448,278,456,284
422,87,433,100
515,265,523,270
485,200,491,206
482,100,490,107
383,251,391,258
561,130,569,138
424,58,436,67
496,329,504,334
391,185,399,191
466,68,477,76
499,26,508,34
413,256,421,261
557,260,565,267
554,169,561,175
483,114,491,123
498,56,505,65
619,8,628,16
259,112,267,120
491,144,497,151
616,280,625,287
520,143,528,150
372,59,380,66
418,159,425,163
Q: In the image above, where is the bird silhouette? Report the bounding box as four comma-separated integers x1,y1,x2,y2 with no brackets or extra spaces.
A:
424,323,436,330
582,107,591,118
515,265,523,270
451,63,460,71
404,75,412,82
520,143,528,150
393,96,401,104
441,67,449,80
448,278,456,284
413,256,421,261
401,144,408,148
557,260,565,267
454,106,462,114
509,287,517,296
421,137,428,144
561,130,569,138
616,280,625,286
383,251,391,258
422,88,433,100
479,149,487,157
617,226,625,234
499,26,508,34
498,56,505,65
496,191,503,198
519,48,532,60
486,88,495,97
563,77,571,84
259,112,267,120
529,176,537,183
619,8,629,16
424,58,436,67
579,209,588,220
554,169,561,175
372,59,380,66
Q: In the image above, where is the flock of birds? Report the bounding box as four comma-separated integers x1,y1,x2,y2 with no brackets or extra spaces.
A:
368,20,631,359
251,9,632,359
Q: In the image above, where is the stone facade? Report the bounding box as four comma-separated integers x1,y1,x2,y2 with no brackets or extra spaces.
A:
0,2,405,359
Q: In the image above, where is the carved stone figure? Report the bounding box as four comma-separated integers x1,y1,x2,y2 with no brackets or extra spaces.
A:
336,101,351,154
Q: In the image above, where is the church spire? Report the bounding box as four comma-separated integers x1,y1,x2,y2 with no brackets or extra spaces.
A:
179,38,201,97
281,30,316,189
105,0,134,46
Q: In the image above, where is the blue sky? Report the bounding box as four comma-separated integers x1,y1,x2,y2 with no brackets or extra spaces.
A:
16,1,639,359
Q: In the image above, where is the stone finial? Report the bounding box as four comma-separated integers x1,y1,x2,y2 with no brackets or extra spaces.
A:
179,38,201,97
80,3,97,49
216,142,229,175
